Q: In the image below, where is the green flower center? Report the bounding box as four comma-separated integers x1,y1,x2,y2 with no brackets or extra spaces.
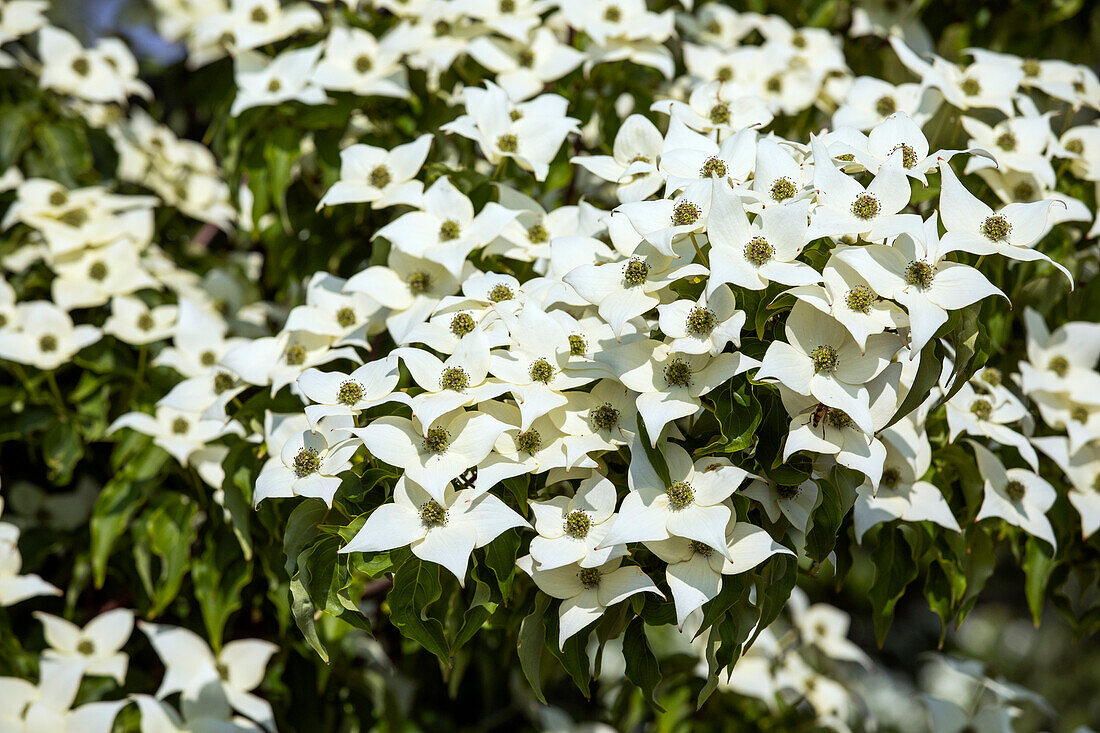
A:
715,65,733,82
77,639,95,656
137,314,156,332
743,235,773,266
700,156,727,178
708,103,731,125
59,208,88,227
666,480,694,509
826,409,853,430
1071,405,1089,423
671,200,702,227
355,54,373,74
770,177,796,202
1092,474,1100,493
563,510,591,539
336,307,356,328
765,75,782,92
368,165,391,189
337,380,363,405
578,567,601,589
970,398,993,421
905,260,936,288
497,134,519,153
1065,138,1084,155
439,220,461,241
1005,479,1026,502
1013,182,1035,202
213,372,235,394
995,131,1017,152
49,191,68,207
419,500,448,527
423,427,450,453
39,334,58,352
591,402,620,431
686,306,717,335
439,367,470,392
981,368,1002,387
488,283,514,302
509,109,523,122
622,258,649,286
250,6,268,22
568,334,587,356
267,78,282,93
875,95,897,117
1048,355,1069,377
215,661,230,681
529,358,554,384
71,56,90,76
293,448,320,477
408,271,432,294
517,49,535,68
890,143,918,169
810,345,839,374
171,417,190,434
850,193,881,220
664,358,693,388
960,77,981,96
450,312,475,337
200,350,217,367
1022,59,1040,77
285,345,306,366
527,223,549,243
688,540,713,557
433,19,451,36
89,261,108,281
516,428,542,454
881,467,901,488
845,285,876,313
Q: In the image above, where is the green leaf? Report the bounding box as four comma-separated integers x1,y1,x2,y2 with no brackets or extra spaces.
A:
698,382,762,456
884,340,940,428
1023,536,1055,627
623,618,663,711
134,494,200,617
388,554,451,666
43,421,83,486
194,536,252,652
290,568,328,663
636,414,672,486
518,593,551,704
283,499,329,575
868,528,920,646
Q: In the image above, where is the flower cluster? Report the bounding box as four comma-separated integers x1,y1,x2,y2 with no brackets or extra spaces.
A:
1,0,1099,726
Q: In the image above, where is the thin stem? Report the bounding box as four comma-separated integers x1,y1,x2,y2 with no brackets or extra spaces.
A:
689,231,709,268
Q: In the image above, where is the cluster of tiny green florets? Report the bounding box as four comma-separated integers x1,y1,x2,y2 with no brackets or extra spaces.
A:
285,345,307,366
995,131,1017,152
981,368,1002,387
905,260,936,289
744,236,774,266
666,481,695,509
770,177,796,202
39,334,58,352
568,334,587,356
1005,479,1026,502
664,358,693,388
89,261,108,281
826,409,853,430
875,95,896,117
700,156,727,178
438,219,461,241
970,398,993,421
671,200,702,227
527,223,548,243
419,500,448,527
564,510,591,538
960,77,981,96
497,133,519,153
408,271,432,294
845,286,876,313
881,467,901,488
488,283,515,302
293,447,321,477
708,103,731,125
450,312,476,337
776,483,800,500
810,345,839,374
688,540,714,557
171,417,190,434
213,372,235,394
137,314,156,331
439,367,470,392
336,307,357,328
850,193,881,220
423,427,450,453
591,402,621,431
686,306,718,335
578,567,601,589
889,143,918,169
337,380,364,406
516,429,542,454
622,258,649,286
981,215,1012,242
1070,406,1089,424
369,165,391,189
529,358,555,384
1047,355,1069,377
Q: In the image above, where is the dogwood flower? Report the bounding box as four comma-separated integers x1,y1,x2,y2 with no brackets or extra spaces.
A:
647,520,792,628
50,239,159,310
352,409,507,503
834,213,1004,354
0,660,127,733
707,189,819,292
0,300,101,370
570,114,664,203
35,608,134,683
224,0,322,52
341,476,528,585
375,176,516,277
140,622,278,732
103,295,177,345
132,691,264,733
516,554,662,648
109,405,245,472
937,160,1072,283
254,415,359,507
657,284,745,356
0,508,61,606
1017,307,1100,403
230,45,327,117
659,121,756,194
833,77,938,131
296,355,406,428
316,134,431,210
528,473,623,570
1032,437,1100,539
742,476,819,534
756,301,900,434
652,80,773,135
312,26,407,98
970,440,1056,551
946,382,1039,470
787,589,870,665
467,28,584,102
221,329,361,396
600,443,751,558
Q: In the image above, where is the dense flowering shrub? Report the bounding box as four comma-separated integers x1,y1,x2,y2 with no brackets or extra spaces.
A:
1,0,1099,729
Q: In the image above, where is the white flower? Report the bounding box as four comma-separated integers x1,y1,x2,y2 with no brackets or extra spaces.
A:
946,381,1039,470
570,114,663,203
742,476,819,536
647,520,792,628
787,588,870,666
221,329,361,396
317,135,431,210
254,415,359,507
832,77,938,131
600,443,751,558
756,301,900,434
657,284,745,356
38,26,151,104
652,80,773,135
375,176,517,277
467,28,585,102
834,213,1003,354
441,82,580,181
961,107,1056,187
616,179,715,257
313,25,407,97
970,440,1056,551
853,418,960,542
109,405,245,473
35,608,134,683
352,409,507,503
154,299,248,379
937,160,1072,283
707,189,820,292
1018,307,1100,403
340,476,529,585
0,660,126,733
528,473,623,570
516,554,662,648
1032,438,1100,539
103,295,177,345
132,691,263,733
658,121,757,194
230,45,328,117
225,0,322,52
0,300,101,370
297,355,406,428
140,622,277,732
49,239,159,310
